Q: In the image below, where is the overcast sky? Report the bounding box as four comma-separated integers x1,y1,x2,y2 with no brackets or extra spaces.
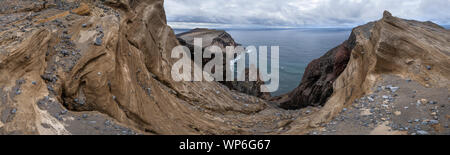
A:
164,0,450,29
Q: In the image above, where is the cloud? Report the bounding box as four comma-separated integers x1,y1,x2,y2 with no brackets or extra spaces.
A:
164,0,450,29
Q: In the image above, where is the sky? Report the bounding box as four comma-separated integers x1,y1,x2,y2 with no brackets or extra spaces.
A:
164,0,450,29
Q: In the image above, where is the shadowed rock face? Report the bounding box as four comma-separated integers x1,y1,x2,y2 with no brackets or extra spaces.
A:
278,38,353,109
177,28,271,99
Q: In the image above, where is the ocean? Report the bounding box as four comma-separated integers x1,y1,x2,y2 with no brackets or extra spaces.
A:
174,28,352,96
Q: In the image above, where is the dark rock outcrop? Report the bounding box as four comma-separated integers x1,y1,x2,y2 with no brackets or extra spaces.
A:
273,21,377,109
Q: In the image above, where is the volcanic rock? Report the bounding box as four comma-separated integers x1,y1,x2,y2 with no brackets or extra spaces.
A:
177,28,271,99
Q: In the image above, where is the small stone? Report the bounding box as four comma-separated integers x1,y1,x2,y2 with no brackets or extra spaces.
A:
419,99,428,104
11,108,17,114
389,87,399,93
431,112,437,116
386,85,392,90
404,106,409,109
216,91,220,94
429,120,439,125
146,88,151,95
112,96,117,100
428,101,437,105
406,78,412,82
305,110,311,114
426,65,431,70
382,95,389,99
32,81,37,85
416,130,429,135
394,111,401,116
97,72,102,75
414,119,420,122
376,86,382,92
105,120,111,126
421,120,429,125
82,114,88,118
342,108,347,112
82,24,87,28
15,89,21,95
60,110,68,115
381,118,386,121
367,97,375,102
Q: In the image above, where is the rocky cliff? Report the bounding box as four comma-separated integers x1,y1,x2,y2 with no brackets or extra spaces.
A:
284,11,449,132
0,0,448,135
176,28,271,99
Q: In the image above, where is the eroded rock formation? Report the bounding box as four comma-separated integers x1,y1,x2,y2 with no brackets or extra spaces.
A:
176,28,270,99
275,34,354,109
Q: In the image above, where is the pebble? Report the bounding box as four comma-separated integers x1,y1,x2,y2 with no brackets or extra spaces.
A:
112,96,117,100
105,120,111,126
394,111,401,116
429,120,439,125
60,110,68,115
146,88,151,95
426,65,432,70
82,23,87,28
94,37,102,46
82,114,88,118
11,108,17,114
32,81,37,85
367,97,374,102
389,87,399,93
416,130,429,135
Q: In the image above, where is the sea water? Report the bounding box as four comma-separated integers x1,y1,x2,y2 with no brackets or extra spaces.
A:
174,28,351,96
